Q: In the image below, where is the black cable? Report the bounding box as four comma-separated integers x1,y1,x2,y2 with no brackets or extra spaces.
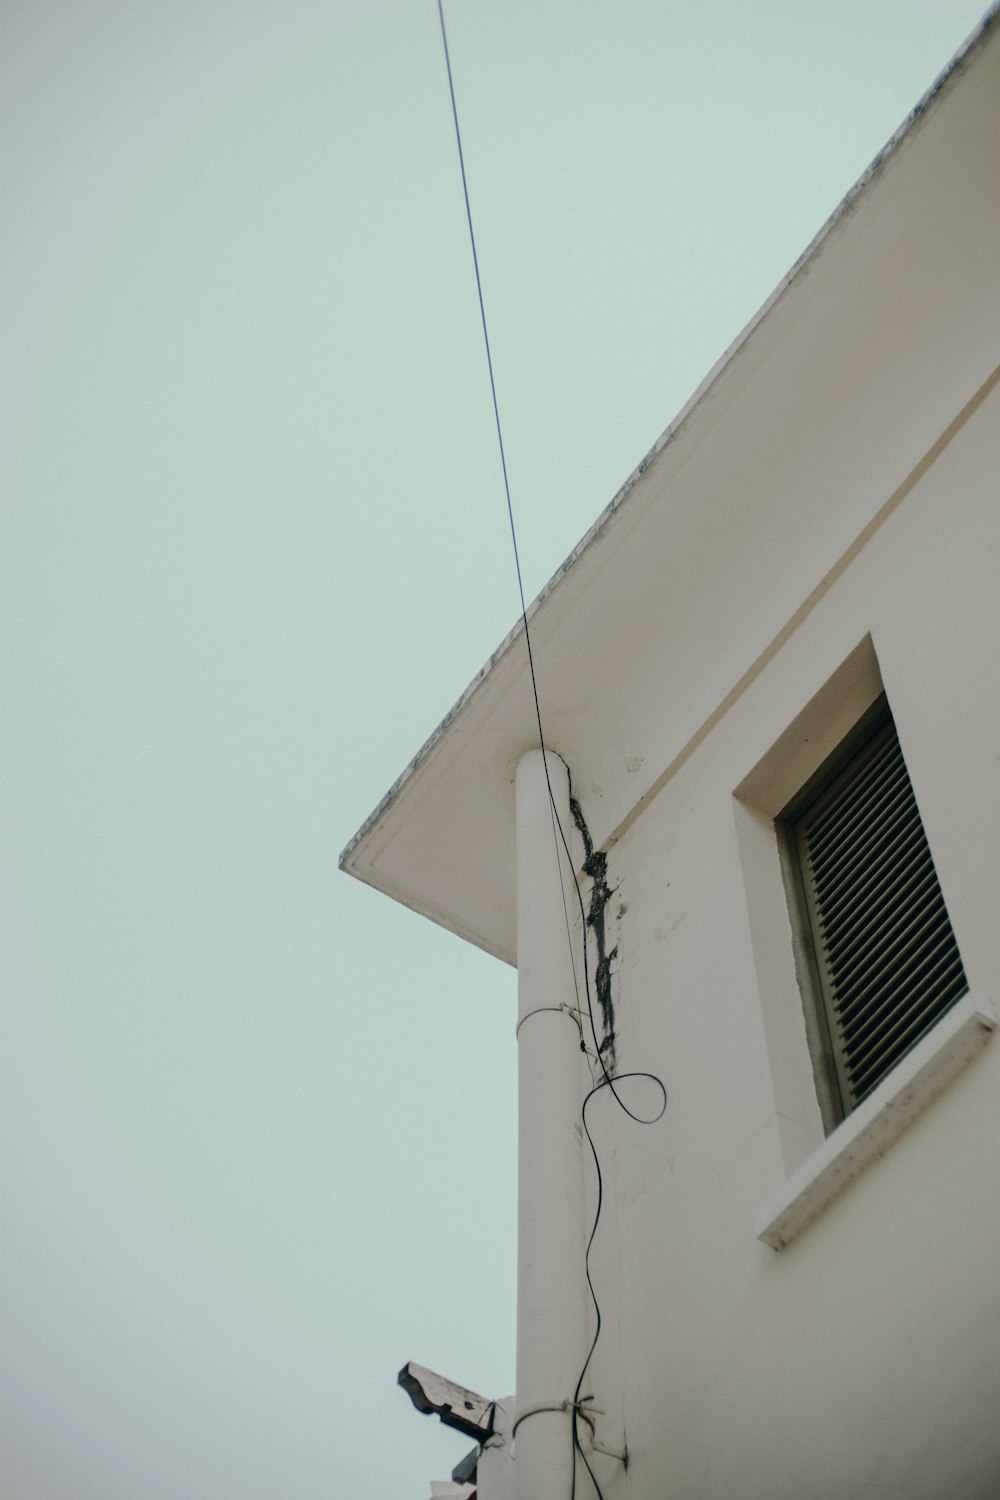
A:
572,1073,667,1499
435,0,642,1118
434,6,669,1494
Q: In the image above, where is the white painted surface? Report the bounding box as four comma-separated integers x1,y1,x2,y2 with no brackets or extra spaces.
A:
755,994,997,1250
579,384,1000,1498
513,751,587,1500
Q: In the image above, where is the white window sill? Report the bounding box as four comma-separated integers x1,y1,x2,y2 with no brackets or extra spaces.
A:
755,992,996,1250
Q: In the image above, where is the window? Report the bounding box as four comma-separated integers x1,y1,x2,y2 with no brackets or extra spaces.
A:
780,696,969,1132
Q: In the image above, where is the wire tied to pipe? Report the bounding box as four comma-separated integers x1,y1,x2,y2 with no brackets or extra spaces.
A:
512,1397,627,1469
511,1397,601,1442
514,1002,585,1040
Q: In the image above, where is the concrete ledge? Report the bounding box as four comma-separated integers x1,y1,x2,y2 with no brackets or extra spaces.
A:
755,992,996,1250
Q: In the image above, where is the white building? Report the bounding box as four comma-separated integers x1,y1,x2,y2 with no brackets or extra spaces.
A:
342,12,1000,1498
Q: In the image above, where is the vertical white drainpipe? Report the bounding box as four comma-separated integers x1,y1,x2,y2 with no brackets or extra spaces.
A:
515,749,587,1500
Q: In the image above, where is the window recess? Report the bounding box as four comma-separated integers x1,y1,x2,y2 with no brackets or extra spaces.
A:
781,696,969,1131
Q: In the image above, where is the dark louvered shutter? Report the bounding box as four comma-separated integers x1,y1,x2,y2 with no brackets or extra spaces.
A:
791,712,968,1114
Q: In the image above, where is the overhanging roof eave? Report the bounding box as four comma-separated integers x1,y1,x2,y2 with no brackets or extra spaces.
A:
338,8,999,962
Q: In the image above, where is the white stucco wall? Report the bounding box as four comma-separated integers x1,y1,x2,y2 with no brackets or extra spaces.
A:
573,382,1000,1499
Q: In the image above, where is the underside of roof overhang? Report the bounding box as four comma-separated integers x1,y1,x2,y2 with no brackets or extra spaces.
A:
339,12,1000,967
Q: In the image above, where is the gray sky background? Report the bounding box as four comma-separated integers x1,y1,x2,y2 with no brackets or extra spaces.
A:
2,2,989,1495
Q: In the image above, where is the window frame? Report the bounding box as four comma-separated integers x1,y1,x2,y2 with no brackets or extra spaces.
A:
776,692,969,1135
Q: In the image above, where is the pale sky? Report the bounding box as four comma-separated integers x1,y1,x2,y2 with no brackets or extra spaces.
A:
2,2,990,1495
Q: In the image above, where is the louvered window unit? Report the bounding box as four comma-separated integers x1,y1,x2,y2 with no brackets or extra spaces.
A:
784,699,968,1129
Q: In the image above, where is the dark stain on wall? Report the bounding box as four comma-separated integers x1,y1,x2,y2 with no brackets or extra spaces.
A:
570,796,617,1071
